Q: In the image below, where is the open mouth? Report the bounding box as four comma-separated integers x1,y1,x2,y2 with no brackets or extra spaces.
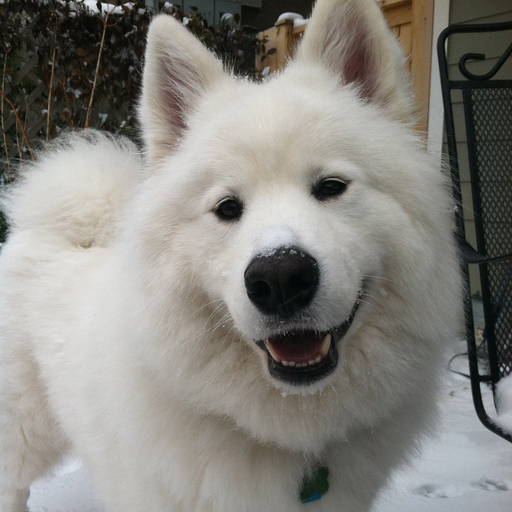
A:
255,289,362,386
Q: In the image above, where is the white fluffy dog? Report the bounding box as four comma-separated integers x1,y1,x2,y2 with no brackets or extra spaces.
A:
0,0,461,510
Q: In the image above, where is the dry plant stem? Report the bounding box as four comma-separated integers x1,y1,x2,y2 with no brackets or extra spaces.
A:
1,51,11,177
86,8,112,128
47,46,57,142
24,99,28,133
15,105,21,162
0,90,35,161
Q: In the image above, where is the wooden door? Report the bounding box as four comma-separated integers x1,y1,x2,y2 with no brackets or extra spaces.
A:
380,0,434,132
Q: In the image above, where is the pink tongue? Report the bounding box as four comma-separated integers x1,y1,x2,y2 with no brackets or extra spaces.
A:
266,331,324,363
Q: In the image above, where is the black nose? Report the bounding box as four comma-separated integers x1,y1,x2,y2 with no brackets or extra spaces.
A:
244,246,319,317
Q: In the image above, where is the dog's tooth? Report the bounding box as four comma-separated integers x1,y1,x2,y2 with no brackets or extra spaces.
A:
288,361,296,367
308,359,316,366
315,355,322,364
282,360,289,367
320,333,332,357
265,341,281,363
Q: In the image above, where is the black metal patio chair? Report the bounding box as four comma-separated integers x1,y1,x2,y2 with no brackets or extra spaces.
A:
438,21,512,443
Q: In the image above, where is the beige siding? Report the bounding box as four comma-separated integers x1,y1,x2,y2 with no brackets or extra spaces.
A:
445,0,512,294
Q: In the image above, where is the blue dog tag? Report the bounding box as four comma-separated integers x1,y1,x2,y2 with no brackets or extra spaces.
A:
299,467,329,504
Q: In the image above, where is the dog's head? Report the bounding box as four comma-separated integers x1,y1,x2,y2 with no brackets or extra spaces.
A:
127,0,460,448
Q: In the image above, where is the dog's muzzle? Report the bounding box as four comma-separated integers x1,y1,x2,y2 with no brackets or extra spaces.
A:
245,246,361,386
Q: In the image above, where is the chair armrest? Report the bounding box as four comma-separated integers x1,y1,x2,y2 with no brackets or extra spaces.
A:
459,238,512,264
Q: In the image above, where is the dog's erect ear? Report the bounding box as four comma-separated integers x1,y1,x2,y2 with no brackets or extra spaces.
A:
296,0,414,123
139,15,226,162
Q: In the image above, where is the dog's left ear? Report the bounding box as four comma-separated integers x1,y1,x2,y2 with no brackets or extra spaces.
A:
139,15,227,163
295,0,415,123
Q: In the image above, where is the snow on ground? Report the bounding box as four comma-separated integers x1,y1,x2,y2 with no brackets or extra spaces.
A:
25,341,512,512
373,341,512,512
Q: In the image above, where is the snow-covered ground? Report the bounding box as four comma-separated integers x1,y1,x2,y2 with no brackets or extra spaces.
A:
24,341,512,512
373,342,512,512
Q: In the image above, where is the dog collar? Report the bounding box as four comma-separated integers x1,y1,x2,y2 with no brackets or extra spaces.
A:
299,466,329,504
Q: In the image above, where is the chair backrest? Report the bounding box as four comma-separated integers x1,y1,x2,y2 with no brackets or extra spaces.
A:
438,21,512,442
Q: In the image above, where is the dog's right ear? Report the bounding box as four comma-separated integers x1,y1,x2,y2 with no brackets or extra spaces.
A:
295,0,415,123
139,15,226,163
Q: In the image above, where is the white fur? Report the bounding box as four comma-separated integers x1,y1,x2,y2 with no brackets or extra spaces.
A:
0,1,462,511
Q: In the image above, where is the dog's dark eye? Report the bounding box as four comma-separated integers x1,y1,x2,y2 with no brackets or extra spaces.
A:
214,198,243,221
312,178,348,201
